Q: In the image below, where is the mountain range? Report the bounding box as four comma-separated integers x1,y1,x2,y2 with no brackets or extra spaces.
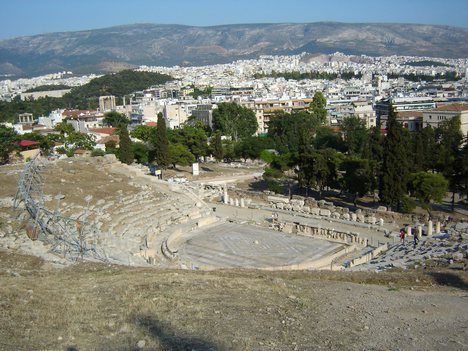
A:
0,22,467,78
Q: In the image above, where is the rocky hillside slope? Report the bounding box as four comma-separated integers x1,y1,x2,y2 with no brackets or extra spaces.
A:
1,22,467,77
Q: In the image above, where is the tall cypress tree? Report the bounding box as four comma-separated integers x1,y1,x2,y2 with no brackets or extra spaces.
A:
118,125,133,165
380,105,410,210
362,123,383,200
436,116,463,210
153,113,169,168
212,131,224,161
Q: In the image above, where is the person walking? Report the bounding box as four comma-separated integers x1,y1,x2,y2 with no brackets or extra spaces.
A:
400,229,406,244
413,232,419,249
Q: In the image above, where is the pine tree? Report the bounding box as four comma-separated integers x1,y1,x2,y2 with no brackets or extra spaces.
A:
379,105,411,210
117,125,133,165
153,113,169,168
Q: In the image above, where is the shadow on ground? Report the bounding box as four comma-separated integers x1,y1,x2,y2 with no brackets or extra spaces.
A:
427,271,468,291
136,315,222,351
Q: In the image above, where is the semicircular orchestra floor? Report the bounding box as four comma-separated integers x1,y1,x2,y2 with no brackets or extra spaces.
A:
178,223,343,269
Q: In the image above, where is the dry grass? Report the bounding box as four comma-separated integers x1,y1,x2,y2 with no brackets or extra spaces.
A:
1,250,467,351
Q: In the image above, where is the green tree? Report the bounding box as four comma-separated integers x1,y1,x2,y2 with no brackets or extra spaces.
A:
211,131,224,161
435,116,463,210
268,111,320,155
103,112,129,128
0,126,18,164
296,149,341,197
66,132,96,151
420,126,437,171
189,86,213,99
309,91,327,124
131,125,156,142
454,143,468,200
234,136,272,161
168,125,208,160
212,102,258,141
409,171,448,216
222,139,236,162
341,116,368,156
168,143,195,168
296,150,326,197
411,129,425,172
54,121,75,138
315,126,346,151
151,114,169,168
105,140,117,154
341,157,373,206
132,142,149,164
366,124,384,198
118,126,133,165
380,106,411,210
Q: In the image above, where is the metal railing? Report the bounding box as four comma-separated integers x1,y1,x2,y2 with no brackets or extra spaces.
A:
14,156,107,262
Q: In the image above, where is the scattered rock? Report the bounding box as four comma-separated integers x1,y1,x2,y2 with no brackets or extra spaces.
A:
137,339,146,349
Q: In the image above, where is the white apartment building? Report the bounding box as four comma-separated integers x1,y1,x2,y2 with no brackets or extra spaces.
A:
422,103,468,140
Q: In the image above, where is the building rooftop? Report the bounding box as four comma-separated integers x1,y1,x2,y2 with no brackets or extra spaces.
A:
16,140,40,147
397,111,423,118
88,127,116,135
433,103,468,112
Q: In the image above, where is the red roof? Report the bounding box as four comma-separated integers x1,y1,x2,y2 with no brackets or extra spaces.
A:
88,127,116,135
16,140,40,147
433,103,468,112
145,122,157,127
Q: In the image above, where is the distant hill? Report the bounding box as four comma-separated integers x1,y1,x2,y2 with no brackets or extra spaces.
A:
0,70,174,123
0,22,467,78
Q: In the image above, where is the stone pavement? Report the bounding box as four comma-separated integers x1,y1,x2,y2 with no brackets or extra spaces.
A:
178,222,343,269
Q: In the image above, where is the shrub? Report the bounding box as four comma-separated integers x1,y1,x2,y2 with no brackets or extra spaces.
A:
401,195,416,213
91,148,105,157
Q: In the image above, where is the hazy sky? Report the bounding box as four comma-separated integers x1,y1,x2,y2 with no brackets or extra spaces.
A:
1,0,467,40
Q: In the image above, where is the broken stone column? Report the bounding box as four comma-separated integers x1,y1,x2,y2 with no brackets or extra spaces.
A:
240,198,245,208
223,183,229,204
427,220,433,237
417,225,422,239
351,213,357,222
435,221,441,234
406,226,412,237
229,198,234,206
379,218,384,226
235,198,239,207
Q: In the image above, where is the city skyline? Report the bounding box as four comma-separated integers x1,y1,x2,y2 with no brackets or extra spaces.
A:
0,0,467,40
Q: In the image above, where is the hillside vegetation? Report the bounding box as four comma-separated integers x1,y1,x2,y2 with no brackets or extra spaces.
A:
0,70,174,123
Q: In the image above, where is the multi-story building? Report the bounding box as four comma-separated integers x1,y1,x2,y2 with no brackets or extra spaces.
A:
396,111,424,132
240,98,312,135
191,104,215,128
376,96,435,129
422,103,468,140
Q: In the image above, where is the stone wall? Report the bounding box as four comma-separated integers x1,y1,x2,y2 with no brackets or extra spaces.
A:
348,243,389,268
276,221,368,247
